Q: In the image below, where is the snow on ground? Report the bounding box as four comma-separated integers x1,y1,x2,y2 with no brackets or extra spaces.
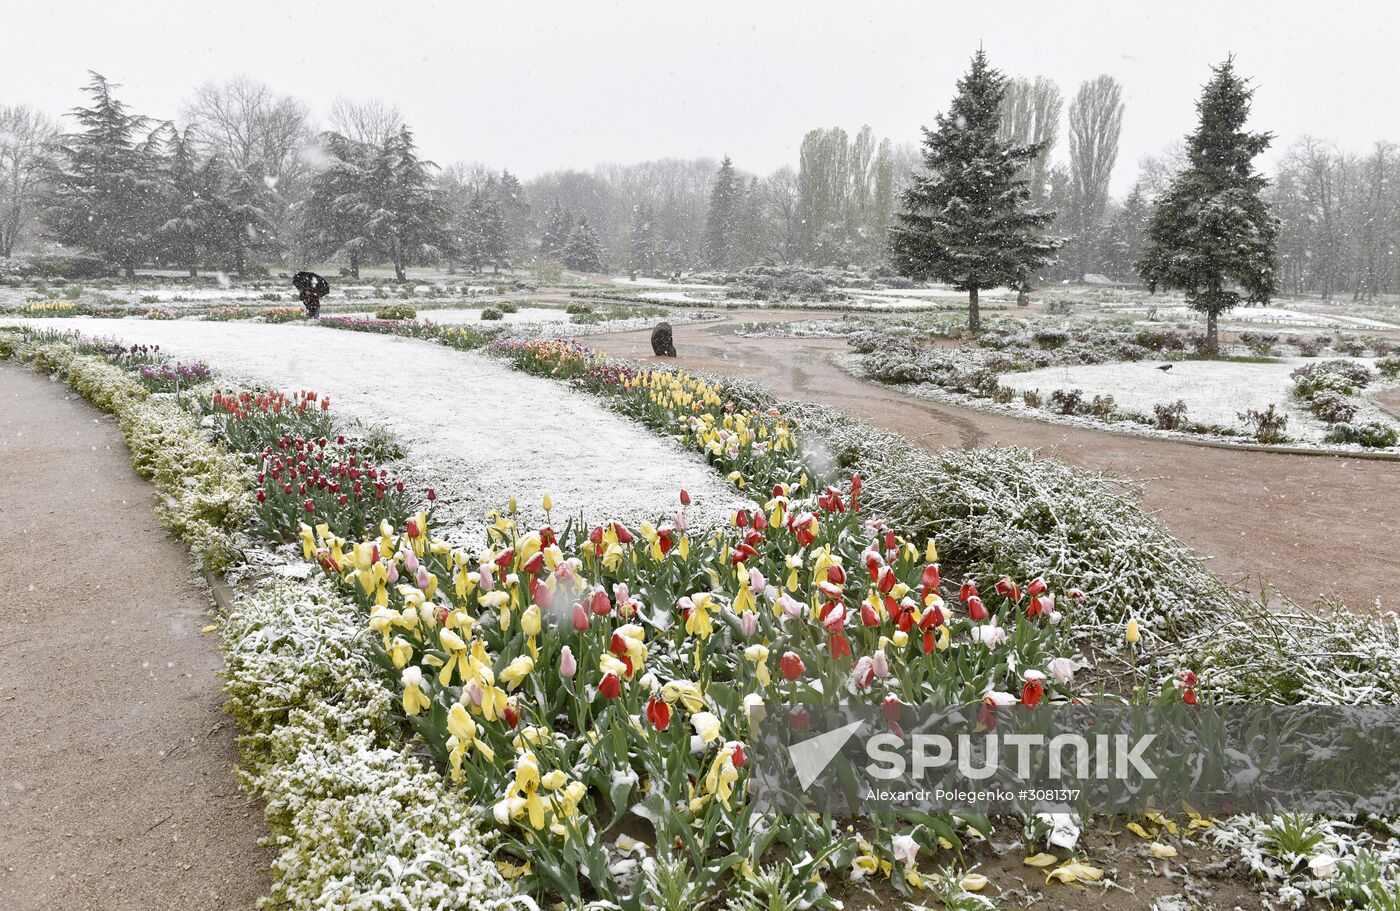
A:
607,276,719,290
1138,305,1397,330
998,356,1379,437
17,318,745,537
341,306,570,325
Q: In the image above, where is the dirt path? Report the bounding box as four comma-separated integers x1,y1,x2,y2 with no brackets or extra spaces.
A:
0,363,268,911
586,312,1400,613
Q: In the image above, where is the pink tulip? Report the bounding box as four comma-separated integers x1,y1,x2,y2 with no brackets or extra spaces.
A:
571,602,590,631
740,611,758,638
416,566,432,590
871,650,890,678
559,646,577,677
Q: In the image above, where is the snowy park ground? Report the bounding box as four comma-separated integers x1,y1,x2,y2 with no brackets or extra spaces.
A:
998,356,1394,441
11,317,744,538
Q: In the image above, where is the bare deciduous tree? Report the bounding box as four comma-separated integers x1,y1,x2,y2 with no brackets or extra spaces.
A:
181,77,314,194
0,105,58,257
1067,75,1125,278
327,97,402,147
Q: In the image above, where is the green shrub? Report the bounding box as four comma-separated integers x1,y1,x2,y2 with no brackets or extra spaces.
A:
480,307,503,321
373,303,417,320
1325,422,1399,448
497,301,520,313
565,302,593,315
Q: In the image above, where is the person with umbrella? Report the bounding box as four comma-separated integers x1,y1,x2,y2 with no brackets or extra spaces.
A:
292,271,330,319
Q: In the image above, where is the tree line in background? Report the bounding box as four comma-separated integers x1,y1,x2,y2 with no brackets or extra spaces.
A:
0,67,1397,298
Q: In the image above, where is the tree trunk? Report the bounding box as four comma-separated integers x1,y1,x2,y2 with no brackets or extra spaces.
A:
123,261,135,279
1016,281,1030,307
188,265,198,278
968,285,981,333
394,260,406,281
350,252,360,280
1206,310,1219,355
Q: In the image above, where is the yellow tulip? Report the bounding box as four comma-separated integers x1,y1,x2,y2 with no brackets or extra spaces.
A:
1126,618,1142,645
500,655,535,689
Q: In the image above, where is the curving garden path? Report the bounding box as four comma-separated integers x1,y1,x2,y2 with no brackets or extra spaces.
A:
0,362,269,911
585,311,1400,614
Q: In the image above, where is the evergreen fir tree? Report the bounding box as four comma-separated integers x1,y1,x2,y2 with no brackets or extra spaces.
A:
365,126,452,280
301,132,375,278
157,127,214,276
890,51,1060,332
496,169,530,266
1138,58,1279,353
629,202,657,275
214,160,280,275
47,73,164,277
462,186,506,272
539,202,573,258
1098,182,1149,280
704,156,741,268
562,216,603,272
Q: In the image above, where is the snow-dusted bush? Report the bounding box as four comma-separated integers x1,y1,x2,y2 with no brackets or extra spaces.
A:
221,579,519,911
1378,355,1400,378
1324,422,1399,449
1154,400,1188,430
1308,390,1357,425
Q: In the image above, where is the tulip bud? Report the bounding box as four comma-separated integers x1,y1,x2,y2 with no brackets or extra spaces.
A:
680,488,691,506
740,610,758,638
599,672,622,699
967,595,988,621
559,645,577,677
542,492,553,512
780,651,805,681
1126,618,1141,645
571,603,590,631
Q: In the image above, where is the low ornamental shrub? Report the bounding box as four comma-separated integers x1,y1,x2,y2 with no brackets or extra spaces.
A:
1239,404,1289,444
1032,327,1069,350
1154,400,1188,431
1048,388,1084,415
1309,390,1357,425
373,303,417,320
1238,331,1280,356
1292,360,1375,398
1378,355,1400,378
480,307,504,321
1324,422,1399,448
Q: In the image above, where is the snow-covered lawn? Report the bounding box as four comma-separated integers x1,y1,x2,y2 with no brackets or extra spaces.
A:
999,356,1380,436
1135,305,1397,330
341,306,570,325
15,318,744,535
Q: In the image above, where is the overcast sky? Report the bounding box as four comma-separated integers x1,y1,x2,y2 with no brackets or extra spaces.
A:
5,0,1398,194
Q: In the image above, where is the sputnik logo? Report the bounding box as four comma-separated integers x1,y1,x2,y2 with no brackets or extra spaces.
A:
787,720,865,790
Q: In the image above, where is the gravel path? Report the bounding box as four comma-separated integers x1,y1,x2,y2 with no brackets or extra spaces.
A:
0,362,269,911
587,313,1400,613
15,319,744,536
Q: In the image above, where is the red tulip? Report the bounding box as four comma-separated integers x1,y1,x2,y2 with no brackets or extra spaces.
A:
494,548,515,569
881,693,902,723
611,522,635,544
303,499,315,513
522,551,545,575
1183,688,1198,706
1027,577,1048,597
646,695,671,731
599,672,622,699
780,651,805,681
1021,680,1045,707
967,595,988,621
571,602,590,631
994,577,1021,602
860,603,880,627
680,488,691,506
503,704,520,728
827,564,846,585
532,580,553,610
921,564,941,590
730,744,747,768
427,488,437,501
829,632,852,660
591,589,612,616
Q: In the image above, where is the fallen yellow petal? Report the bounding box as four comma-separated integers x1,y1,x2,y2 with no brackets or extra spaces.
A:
960,873,988,892
200,623,218,634
1023,853,1059,867
1046,862,1104,885
1126,822,1155,839
1148,842,1179,858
